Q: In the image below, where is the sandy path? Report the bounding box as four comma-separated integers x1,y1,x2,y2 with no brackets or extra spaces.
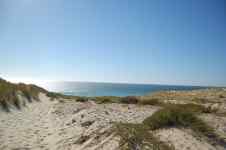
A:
0,94,158,150
1,94,223,150
155,128,218,150
0,94,55,150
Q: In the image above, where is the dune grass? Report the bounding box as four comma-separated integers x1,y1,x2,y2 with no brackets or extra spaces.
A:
114,123,175,150
0,78,47,111
143,104,226,147
143,105,211,132
92,96,121,104
0,78,19,111
120,96,139,104
138,98,162,106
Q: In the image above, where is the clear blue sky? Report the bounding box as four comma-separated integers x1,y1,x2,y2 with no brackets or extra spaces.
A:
0,0,226,86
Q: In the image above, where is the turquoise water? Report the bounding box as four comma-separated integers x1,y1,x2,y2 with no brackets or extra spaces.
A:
41,82,205,97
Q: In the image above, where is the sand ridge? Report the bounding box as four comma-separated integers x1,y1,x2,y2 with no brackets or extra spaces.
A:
0,93,225,150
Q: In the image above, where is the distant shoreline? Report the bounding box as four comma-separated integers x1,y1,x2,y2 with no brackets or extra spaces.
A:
40,81,209,97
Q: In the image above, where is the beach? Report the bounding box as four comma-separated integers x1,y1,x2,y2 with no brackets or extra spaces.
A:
1,90,226,150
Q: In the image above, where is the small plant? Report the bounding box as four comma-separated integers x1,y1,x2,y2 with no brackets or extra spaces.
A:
143,105,217,140
114,123,174,150
21,89,32,102
219,94,225,98
76,96,88,102
75,135,90,144
17,83,42,101
13,94,21,109
192,97,206,103
94,96,121,104
0,100,9,112
47,92,63,98
0,78,45,111
177,103,207,113
139,98,161,106
121,96,139,104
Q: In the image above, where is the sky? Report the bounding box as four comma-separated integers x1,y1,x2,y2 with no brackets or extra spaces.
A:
0,0,226,86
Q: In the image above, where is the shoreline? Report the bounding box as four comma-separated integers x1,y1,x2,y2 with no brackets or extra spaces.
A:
1,79,226,150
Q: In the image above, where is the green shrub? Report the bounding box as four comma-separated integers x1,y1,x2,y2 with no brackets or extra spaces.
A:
143,105,215,138
94,96,121,104
177,104,206,113
76,97,88,102
95,97,112,104
192,97,206,103
0,100,9,112
46,92,63,98
219,94,225,98
21,90,32,102
114,123,174,150
121,96,139,104
0,78,45,111
139,98,161,106
13,94,21,109
17,83,41,101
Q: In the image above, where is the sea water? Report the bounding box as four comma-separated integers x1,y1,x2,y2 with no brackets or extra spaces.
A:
40,82,205,97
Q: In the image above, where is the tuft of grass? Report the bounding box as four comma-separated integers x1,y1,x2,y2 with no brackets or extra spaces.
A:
0,99,10,112
76,96,89,102
17,83,45,102
161,103,217,114
192,97,207,103
174,103,206,114
46,92,66,100
0,79,19,111
219,94,225,98
139,98,161,106
120,96,139,104
12,93,21,109
46,92,70,99
0,78,46,111
93,96,121,104
143,105,210,130
46,92,86,102
143,104,223,145
114,123,174,150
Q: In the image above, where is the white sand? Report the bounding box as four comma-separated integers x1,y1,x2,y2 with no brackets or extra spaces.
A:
0,93,224,150
0,93,157,150
155,128,217,150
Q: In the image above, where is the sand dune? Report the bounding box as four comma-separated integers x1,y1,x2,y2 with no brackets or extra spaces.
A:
0,92,226,150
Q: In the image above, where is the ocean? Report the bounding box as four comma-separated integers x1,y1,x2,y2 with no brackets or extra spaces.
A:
39,82,205,97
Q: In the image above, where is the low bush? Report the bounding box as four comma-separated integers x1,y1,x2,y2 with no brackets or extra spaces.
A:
76,96,89,102
94,96,121,104
0,78,45,111
0,100,9,112
219,94,225,98
121,96,139,104
176,103,206,113
139,98,161,106
192,97,207,103
46,92,67,100
114,123,174,150
12,94,21,109
17,83,44,101
143,105,215,138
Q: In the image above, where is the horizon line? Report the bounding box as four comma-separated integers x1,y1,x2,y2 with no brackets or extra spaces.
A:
2,76,219,88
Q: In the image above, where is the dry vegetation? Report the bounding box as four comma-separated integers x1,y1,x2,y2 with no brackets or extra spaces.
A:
113,103,226,150
0,78,47,111
114,123,175,150
112,89,226,149
1,77,226,149
142,88,226,103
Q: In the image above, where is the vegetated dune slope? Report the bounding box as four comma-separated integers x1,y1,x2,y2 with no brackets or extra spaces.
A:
0,92,225,150
0,78,226,150
0,93,158,150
